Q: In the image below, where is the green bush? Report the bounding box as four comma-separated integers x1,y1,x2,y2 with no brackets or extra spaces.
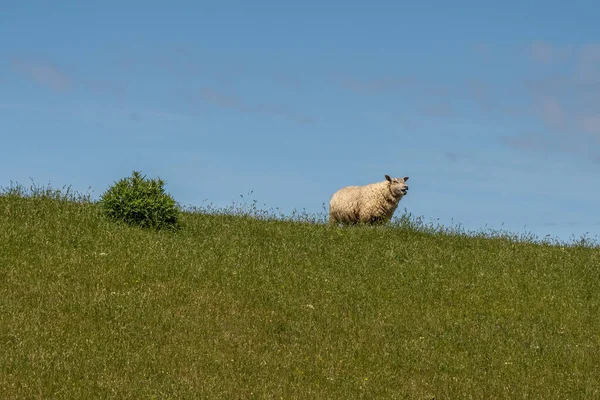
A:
100,171,180,230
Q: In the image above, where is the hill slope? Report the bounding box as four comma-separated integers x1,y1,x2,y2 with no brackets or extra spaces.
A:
1,193,599,399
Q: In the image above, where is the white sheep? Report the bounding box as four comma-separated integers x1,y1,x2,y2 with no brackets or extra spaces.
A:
329,175,409,225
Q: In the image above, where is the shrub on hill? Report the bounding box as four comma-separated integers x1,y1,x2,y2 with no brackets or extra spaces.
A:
100,171,180,230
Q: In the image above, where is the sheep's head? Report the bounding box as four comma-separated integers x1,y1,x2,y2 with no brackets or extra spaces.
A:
385,175,409,197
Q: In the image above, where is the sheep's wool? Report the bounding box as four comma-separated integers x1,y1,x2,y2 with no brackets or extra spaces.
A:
329,175,409,225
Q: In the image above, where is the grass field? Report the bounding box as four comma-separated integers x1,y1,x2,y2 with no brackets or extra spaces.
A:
1,184,599,399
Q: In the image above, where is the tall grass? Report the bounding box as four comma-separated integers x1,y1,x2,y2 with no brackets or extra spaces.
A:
1,183,598,399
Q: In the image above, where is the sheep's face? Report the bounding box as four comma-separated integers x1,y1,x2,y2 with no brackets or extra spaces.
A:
385,175,409,197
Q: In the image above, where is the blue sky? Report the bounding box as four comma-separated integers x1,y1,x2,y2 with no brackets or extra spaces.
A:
1,1,600,242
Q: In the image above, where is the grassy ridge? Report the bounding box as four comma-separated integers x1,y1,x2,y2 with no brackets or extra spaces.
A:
1,189,599,399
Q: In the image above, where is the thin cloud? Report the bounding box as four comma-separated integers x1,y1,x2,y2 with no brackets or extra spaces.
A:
589,153,600,164
524,76,571,97
575,43,600,84
536,96,565,131
126,109,202,122
502,134,549,151
0,103,48,113
529,41,554,63
200,87,240,108
11,58,72,91
509,42,600,158
419,102,455,118
525,76,600,98
472,42,490,62
81,78,127,103
466,79,488,103
524,76,600,127
200,87,315,124
444,152,459,163
443,151,505,168
8,54,128,106
541,221,580,227
528,41,572,64
331,72,414,95
273,72,303,89
579,116,600,135
501,131,587,157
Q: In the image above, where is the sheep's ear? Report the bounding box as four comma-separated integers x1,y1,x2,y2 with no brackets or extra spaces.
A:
385,175,392,182
403,176,409,181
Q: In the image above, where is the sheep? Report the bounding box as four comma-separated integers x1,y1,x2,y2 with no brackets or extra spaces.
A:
329,175,409,225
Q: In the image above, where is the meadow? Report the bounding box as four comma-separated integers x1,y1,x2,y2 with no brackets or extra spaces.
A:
1,183,599,399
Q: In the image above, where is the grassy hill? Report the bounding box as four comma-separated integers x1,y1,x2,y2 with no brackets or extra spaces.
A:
1,185,599,399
